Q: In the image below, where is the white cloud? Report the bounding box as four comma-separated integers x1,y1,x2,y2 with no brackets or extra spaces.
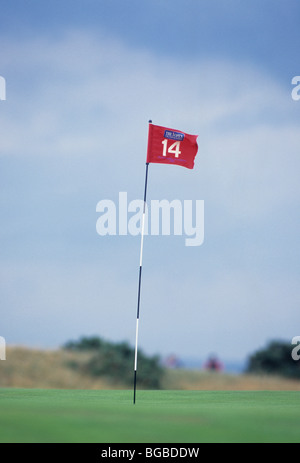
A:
1,30,298,191
0,30,296,152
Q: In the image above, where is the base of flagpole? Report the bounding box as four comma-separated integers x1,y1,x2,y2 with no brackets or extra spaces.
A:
133,370,137,404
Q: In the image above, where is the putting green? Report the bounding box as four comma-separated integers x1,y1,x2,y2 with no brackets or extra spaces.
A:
0,389,299,443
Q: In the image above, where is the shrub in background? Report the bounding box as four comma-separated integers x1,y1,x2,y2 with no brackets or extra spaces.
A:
64,336,164,389
246,340,300,379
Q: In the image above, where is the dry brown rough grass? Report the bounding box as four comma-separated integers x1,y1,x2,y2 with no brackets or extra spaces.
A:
162,368,300,391
1,346,300,391
0,346,124,389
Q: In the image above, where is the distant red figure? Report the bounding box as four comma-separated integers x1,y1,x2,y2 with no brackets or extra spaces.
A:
204,355,223,372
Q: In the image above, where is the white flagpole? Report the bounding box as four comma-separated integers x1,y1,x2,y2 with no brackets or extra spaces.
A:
133,121,151,405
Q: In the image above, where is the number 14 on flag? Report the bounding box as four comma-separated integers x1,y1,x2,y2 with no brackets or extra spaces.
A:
161,139,181,158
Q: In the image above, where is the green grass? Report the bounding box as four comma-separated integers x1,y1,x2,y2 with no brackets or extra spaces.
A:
0,389,299,443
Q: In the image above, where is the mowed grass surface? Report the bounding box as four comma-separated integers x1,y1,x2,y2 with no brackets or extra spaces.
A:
0,389,299,443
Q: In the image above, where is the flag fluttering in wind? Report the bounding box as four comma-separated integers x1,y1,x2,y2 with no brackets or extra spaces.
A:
146,123,199,169
133,121,199,404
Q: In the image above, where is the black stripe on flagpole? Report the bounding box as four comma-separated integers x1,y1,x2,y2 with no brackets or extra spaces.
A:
133,370,137,405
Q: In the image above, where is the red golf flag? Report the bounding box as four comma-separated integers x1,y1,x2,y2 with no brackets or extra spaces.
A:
146,123,198,169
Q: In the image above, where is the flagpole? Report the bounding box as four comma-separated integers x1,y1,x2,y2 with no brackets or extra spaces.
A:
133,122,151,405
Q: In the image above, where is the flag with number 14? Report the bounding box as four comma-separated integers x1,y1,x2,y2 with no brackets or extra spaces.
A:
146,123,199,169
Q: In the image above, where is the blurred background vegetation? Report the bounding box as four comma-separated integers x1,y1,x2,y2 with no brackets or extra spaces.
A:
246,340,300,379
63,336,163,389
0,336,300,391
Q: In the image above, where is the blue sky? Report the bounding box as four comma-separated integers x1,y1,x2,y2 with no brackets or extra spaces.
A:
0,0,300,366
